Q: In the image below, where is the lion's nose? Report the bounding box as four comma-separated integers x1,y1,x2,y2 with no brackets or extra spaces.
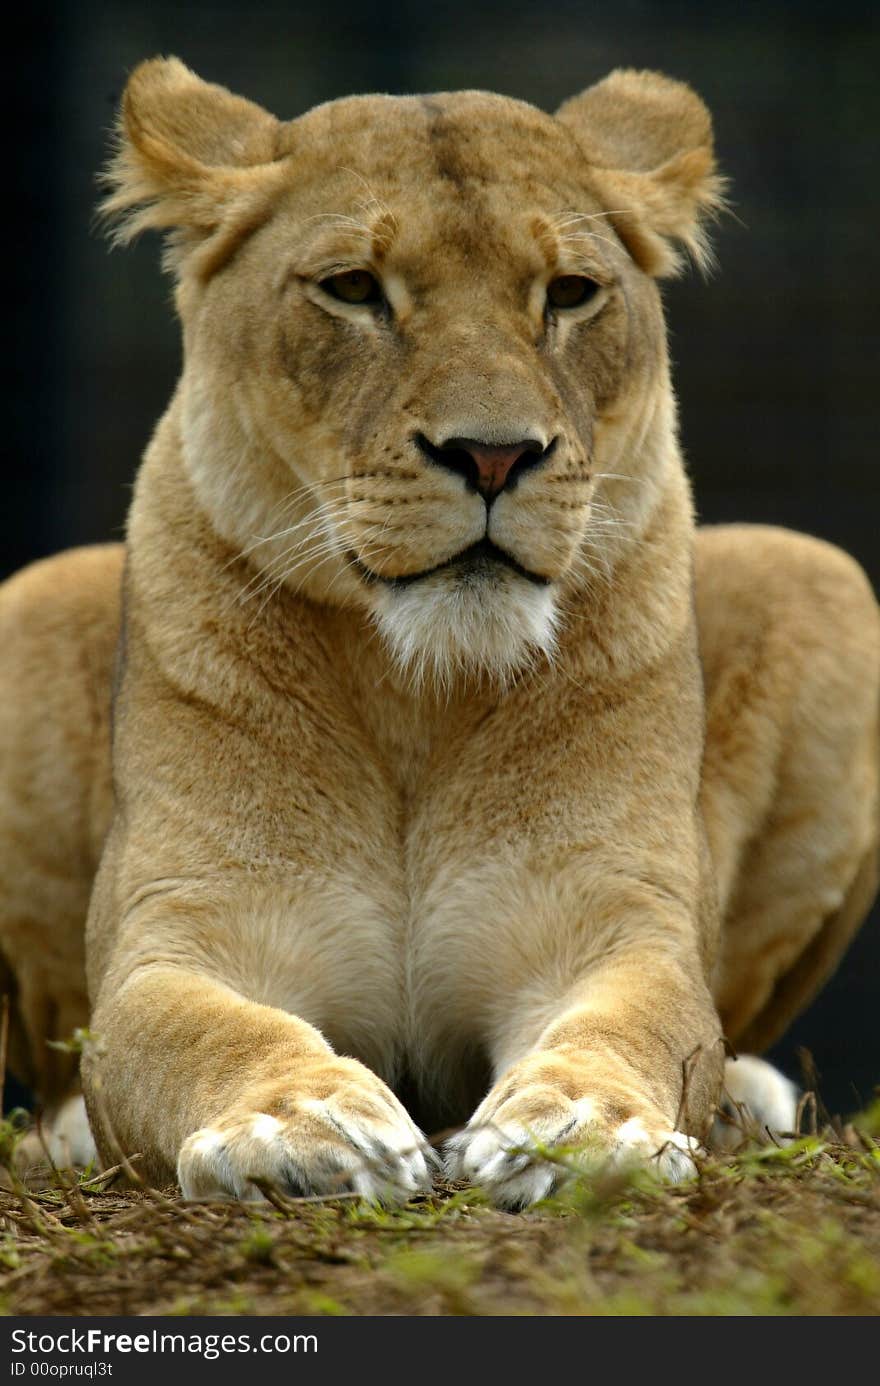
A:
416,433,554,501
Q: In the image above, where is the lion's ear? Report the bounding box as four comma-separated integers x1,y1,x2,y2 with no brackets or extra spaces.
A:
100,57,282,264
556,69,724,277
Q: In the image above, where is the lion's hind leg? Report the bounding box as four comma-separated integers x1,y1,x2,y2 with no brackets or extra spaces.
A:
0,545,122,1173
696,524,880,1137
10,1095,99,1182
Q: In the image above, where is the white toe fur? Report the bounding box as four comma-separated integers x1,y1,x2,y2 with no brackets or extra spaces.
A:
610,1118,699,1181
178,1098,433,1203
249,1113,284,1144
713,1054,799,1150
189,1126,225,1158
45,1095,98,1168
446,1109,698,1208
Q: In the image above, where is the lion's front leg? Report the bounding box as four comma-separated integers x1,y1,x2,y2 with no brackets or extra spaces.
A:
446,946,722,1208
85,850,434,1204
85,963,433,1201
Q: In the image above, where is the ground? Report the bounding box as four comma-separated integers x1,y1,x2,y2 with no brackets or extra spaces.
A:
2,1104,878,1316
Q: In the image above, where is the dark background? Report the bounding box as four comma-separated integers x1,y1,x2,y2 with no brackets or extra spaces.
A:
9,0,879,1114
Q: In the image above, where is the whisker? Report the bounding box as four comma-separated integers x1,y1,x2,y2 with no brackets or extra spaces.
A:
340,168,399,230
593,472,647,485
587,501,637,526
232,530,346,609
218,478,356,577
248,538,348,626
550,208,635,227
301,212,373,235
556,229,618,253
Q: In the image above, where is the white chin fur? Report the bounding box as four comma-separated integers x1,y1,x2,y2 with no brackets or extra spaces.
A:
373,569,558,691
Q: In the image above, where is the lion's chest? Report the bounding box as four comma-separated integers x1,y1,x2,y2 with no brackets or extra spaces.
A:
243,683,597,1112
254,854,511,1094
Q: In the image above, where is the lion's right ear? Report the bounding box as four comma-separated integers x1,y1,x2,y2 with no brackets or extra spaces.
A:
100,58,283,266
556,69,725,277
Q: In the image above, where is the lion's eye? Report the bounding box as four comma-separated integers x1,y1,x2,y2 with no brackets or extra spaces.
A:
320,270,384,305
546,275,599,310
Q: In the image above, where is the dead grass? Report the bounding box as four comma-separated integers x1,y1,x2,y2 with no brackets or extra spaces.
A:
2,1105,878,1316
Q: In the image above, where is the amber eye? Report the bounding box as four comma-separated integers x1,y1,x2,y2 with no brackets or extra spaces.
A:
320,269,384,305
546,275,599,310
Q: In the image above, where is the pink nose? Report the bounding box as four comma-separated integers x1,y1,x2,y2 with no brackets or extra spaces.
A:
417,434,548,500
466,443,536,499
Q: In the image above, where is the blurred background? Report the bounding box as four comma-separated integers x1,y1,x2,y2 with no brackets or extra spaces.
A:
9,0,879,1114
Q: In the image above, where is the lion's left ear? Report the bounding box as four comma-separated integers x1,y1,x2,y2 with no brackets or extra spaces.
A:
100,58,284,274
556,69,725,277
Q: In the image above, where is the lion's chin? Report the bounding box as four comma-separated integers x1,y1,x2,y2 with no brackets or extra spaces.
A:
372,567,559,693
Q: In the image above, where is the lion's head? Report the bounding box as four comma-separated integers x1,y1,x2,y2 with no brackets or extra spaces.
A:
105,60,721,689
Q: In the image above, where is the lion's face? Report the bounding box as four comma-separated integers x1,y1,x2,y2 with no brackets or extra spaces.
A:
107,64,720,687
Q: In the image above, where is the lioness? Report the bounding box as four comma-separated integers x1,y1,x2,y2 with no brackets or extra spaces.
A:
1,61,877,1206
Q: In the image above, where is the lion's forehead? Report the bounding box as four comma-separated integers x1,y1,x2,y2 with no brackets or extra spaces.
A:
284,90,588,202
269,97,615,293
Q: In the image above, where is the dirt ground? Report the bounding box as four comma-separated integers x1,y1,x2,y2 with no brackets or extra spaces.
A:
2,1109,878,1316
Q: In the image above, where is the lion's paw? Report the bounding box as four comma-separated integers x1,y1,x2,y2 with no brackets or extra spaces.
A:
445,1088,699,1209
712,1054,799,1151
178,1067,434,1203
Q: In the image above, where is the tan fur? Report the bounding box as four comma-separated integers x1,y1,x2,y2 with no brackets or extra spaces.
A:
1,62,877,1203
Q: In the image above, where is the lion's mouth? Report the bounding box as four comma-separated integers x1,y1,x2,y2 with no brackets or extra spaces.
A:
350,538,552,589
